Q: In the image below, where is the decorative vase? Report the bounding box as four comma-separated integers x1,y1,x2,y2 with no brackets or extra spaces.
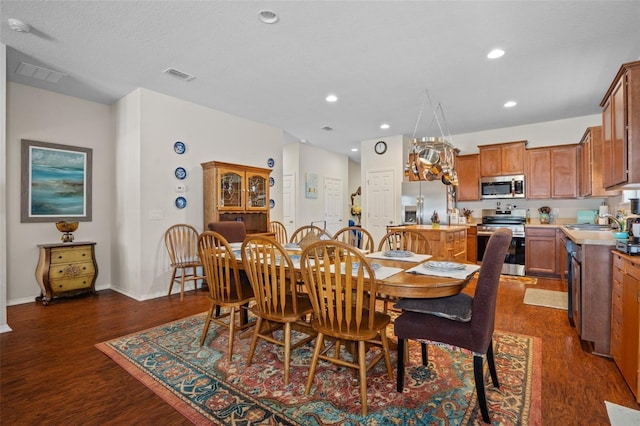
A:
432,222,440,229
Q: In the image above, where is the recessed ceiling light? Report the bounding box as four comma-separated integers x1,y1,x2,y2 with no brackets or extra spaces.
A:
351,148,359,152
8,18,31,33
488,49,505,59
258,10,279,24
325,94,338,103
504,101,517,108
380,123,390,129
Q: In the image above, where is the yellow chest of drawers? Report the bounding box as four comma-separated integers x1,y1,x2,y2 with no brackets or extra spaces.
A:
35,242,98,305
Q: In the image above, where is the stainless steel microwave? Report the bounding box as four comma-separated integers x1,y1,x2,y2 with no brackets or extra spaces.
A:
480,175,525,199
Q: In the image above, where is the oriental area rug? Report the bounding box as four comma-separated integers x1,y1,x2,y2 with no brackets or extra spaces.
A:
96,313,541,425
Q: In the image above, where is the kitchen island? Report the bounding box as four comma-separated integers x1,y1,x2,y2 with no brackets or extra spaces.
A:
561,226,617,356
389,224,468,261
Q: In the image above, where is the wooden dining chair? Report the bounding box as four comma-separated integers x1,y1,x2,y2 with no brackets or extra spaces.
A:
289,225,331,244
394,228,512,424
377,229,431,254
376,229,432,312
240,235,315,385
269,220,288,245
300,240,393,416
332,226,375,253
197,231,255,360
164,224,205,301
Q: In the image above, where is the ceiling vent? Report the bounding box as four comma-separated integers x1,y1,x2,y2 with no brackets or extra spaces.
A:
162,67,196,82
16,62,66,83
321,125,334,131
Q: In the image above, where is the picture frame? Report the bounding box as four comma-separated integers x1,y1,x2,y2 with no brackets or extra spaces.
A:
305,173,318,199
21,139,93,223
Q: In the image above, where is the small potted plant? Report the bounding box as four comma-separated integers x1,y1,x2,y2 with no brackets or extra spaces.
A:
462,208,474,223
431,210,440,228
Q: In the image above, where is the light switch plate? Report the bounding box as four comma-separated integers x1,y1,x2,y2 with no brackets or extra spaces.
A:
175,184,186,193
149,209,163,220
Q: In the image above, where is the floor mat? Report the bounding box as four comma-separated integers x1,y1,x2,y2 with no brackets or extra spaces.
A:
523,288,567,310
606,401,640,426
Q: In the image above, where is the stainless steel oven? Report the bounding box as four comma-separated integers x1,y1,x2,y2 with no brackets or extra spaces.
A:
481,175,525,199
477,208,526,276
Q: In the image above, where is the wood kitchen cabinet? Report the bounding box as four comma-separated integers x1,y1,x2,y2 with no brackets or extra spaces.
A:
35,242,98,305
601,60,640,189
611,252,640,402
466,225,477,263
202,161,271,233
571,242,613,356
479,140,526,177
525,227,559,277
526,145,577,199
578,126,620,198
390,225,467,261
455,154,480,201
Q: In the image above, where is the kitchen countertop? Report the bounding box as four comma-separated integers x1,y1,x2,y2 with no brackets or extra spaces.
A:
559,227,619,246
392,224,470,232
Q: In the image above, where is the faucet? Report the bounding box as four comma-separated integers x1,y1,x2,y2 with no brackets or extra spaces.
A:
599,213,624,230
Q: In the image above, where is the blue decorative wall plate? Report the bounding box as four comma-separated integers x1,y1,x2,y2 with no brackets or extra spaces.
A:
175,196,187,209
175,167,187,180
267,158,275,168
269,199,275,209
269,176,275,187
174,141,186,154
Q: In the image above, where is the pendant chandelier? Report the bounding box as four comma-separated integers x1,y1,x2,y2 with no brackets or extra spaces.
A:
405,91,458,186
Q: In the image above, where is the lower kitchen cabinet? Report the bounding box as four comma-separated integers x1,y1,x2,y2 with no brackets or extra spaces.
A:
611,252,640,402
466,225,477,263
525,227,559,277
390,225,467,261
35,242,98,305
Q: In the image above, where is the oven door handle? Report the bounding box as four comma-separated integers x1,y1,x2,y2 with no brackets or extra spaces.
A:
477,231,493,237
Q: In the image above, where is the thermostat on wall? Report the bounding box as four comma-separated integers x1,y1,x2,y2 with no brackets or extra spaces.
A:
176,184,186,193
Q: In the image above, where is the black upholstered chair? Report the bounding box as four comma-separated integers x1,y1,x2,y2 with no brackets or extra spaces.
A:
208,221,247,243
394,228,512,424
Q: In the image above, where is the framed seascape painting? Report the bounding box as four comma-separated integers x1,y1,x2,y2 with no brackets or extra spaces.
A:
21,139,93,222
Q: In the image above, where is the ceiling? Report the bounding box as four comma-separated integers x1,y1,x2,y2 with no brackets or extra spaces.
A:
2,1,639,162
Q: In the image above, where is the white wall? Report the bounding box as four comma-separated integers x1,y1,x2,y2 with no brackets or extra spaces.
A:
1,44,9,331
113,88,284,300
283,142,350,231
5,83,114,305
452,114,602,154
359,134,407,228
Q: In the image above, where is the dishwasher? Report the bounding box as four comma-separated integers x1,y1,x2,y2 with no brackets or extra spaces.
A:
566,239,581,330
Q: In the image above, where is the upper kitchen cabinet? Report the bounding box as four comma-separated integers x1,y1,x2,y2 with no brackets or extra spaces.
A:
527,145,578,199
455,154,479,201
601,60,640,189
479,141,526,177
578,126,620,198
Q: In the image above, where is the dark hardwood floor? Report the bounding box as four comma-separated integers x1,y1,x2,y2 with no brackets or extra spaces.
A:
1,278,638,425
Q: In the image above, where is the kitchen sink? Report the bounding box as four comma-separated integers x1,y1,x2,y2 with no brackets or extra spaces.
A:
563,224,612,231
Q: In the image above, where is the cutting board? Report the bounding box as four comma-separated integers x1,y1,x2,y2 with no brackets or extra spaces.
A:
576,210,597,224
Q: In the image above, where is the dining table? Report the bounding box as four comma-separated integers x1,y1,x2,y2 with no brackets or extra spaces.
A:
232,241,480,301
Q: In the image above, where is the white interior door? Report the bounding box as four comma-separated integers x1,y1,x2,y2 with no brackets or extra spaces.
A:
323,177,343,236
282,173,296,239
366,169,396,245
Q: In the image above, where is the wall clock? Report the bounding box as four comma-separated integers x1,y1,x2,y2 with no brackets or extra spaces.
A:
374,141,387,155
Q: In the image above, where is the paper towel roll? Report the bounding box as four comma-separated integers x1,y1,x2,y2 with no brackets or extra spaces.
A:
598,205,609,225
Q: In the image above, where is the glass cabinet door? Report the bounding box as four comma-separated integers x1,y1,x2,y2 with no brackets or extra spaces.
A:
246,173,267,209
218,169,243,209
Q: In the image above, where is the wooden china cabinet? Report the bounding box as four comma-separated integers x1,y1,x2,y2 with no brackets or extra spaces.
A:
201,161,271,233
